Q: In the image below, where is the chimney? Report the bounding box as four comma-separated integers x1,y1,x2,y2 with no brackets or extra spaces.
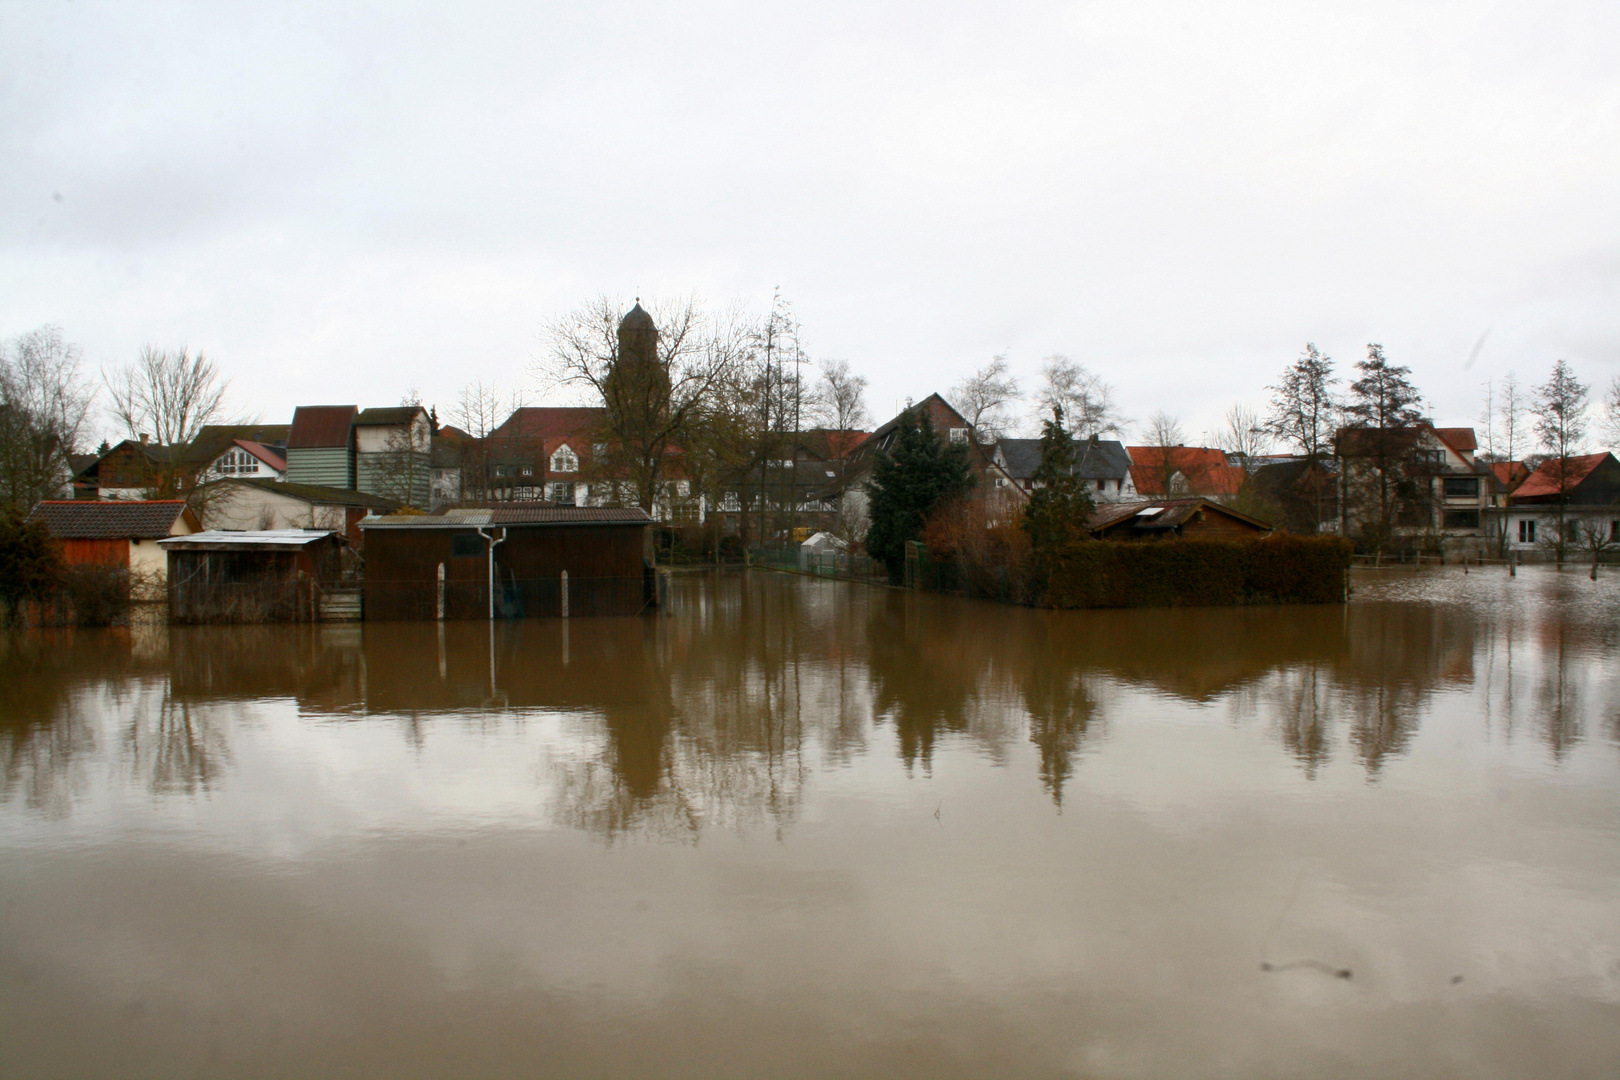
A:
139,433,149,445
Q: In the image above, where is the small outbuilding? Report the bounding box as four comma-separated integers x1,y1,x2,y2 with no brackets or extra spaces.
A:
159,530,345,623
360,505,655,620
798,530,849,570
28,499,200,598
1087,498,1272,541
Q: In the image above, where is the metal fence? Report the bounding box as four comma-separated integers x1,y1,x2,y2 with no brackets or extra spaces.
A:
750,548,890,585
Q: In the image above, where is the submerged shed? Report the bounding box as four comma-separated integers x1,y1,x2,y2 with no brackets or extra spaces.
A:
360,505,654,619
159,530,344,623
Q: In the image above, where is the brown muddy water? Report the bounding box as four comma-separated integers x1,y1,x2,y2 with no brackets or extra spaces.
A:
2,567,1618,1079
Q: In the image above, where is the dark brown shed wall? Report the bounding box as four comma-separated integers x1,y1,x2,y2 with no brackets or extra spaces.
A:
362,524,648,620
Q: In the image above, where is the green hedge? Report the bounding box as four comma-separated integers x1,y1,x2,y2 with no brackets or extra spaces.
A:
1041,534,1351,609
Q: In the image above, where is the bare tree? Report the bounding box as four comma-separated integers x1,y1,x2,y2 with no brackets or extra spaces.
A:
450,380,525,502
1219,403,1270,465
1496,371,1528,462
1265,343,1338,458
1577,520,1615,580
809,357,871,509
813,358,869,434
538,295,747,514
1034,356,1123,438
104,347,230,496
0,325,96,512
1531,358,1589,565
1143,411,1186,496
950,356,1018,441
1600,374,1620,451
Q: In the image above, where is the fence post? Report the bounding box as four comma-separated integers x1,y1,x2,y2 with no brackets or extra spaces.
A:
561,569,569,618
436,562,445,620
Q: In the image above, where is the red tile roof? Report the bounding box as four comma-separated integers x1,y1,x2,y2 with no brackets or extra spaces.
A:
287,406,358,449
1430,427,1477,454
235,440,286,472
1489,460,1530,491
28,500,192,539
1126,446,1243,496
491,407,607,442
1512,453,1612,500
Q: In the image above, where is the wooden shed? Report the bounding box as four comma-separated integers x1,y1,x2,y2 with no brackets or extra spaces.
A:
28,499,200,599
1087,498,1272,541
159,530,344,623
360,505,654,620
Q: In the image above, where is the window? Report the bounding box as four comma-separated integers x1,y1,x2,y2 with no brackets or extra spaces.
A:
1611,520,1619,542
1443,509,1480,530
551,445,578,473
593,443,608,458
452,533,482,558
1518,519,1536,543
1443,476,1479,498
493,465,507,477
520,466,533,476
549,482,575,505
949,428,968,443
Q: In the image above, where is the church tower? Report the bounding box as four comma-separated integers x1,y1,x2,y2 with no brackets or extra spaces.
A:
605,302,671,425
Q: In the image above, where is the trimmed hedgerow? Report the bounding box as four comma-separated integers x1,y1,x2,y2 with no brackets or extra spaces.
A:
1040,534,1351,609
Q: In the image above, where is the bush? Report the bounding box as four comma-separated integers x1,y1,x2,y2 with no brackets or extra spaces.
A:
56,564,134,626
0,511,62,625
921,499,1037,602
1041,534,1351,609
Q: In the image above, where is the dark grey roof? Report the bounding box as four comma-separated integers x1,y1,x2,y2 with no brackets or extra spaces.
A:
362,505,653,528
28,500,191,539
355,406,427,426
996,438,1131,481
206,477,400,509
619,303,656,331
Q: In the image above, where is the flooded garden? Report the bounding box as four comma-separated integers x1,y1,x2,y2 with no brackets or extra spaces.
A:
2,567,1618,1079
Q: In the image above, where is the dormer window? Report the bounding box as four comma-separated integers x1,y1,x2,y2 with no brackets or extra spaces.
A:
551,445,579,473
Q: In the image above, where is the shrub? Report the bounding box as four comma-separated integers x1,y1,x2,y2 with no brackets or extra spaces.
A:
1041,534,1351,609
0,510,61,624
57,564,134,626
921,499,1037,603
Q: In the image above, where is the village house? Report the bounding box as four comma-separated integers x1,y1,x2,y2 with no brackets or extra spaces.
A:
71,437,171,499
191,477,399,544
1087,497,1272,540
1502,452,1620,558
1247,457,1340,534
28,499,201,599
1333,425,1499,556
993,436,1136,502
1126,445,1244,502
354,405,432,508
836,394,1026,536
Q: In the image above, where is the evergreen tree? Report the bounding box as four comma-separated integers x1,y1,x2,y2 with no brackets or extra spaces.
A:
1340,344,1427,552
1023,407,1095,551
864,409,973,578
0,510,61,625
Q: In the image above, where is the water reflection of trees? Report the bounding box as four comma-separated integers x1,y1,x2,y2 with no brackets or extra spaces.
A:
6,572,1617,828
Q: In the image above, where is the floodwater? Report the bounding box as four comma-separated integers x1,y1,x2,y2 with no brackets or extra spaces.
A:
2,569,1618,1080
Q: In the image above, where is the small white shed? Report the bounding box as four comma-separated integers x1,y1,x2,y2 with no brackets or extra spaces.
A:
798,531,849,570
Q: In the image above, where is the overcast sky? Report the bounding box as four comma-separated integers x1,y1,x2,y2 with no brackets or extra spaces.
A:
4,0,1618,446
